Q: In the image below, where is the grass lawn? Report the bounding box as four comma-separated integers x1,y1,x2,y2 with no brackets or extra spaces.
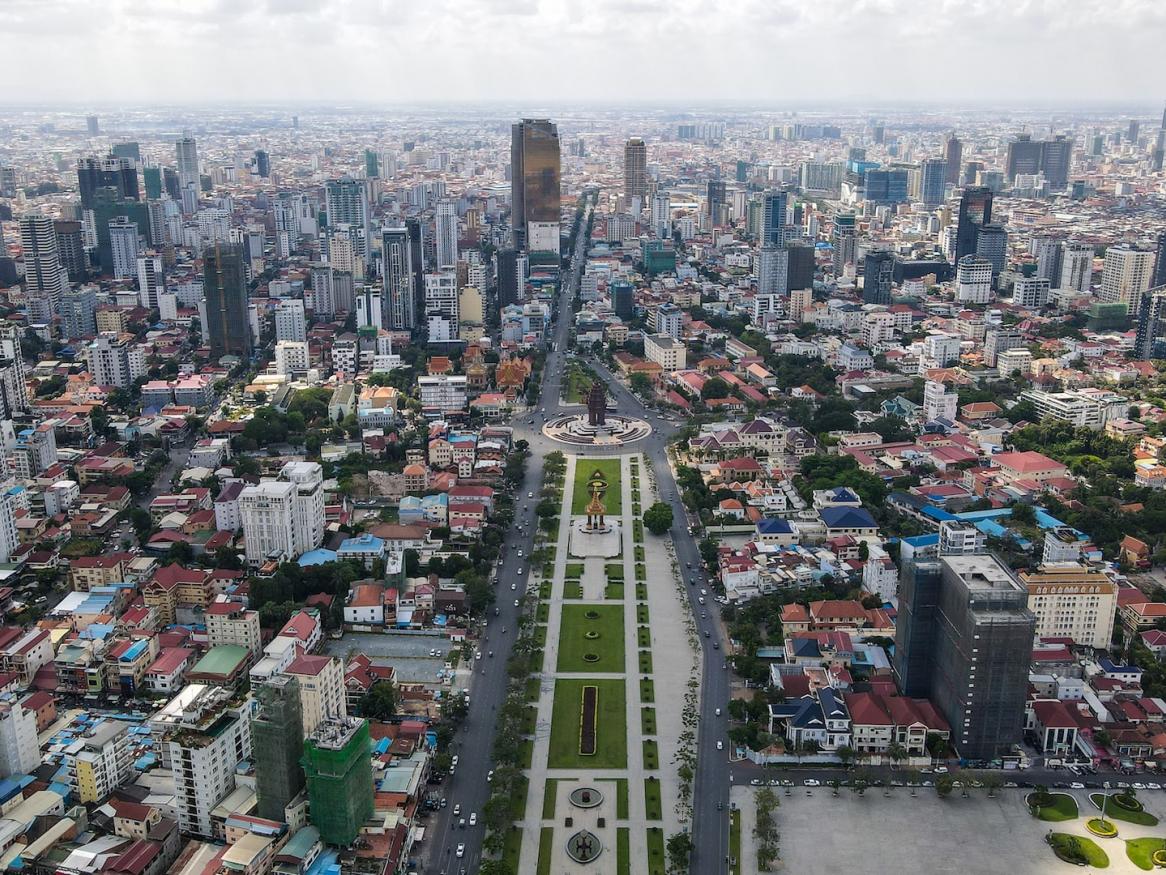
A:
647,827,666,875
542,779,559,819
615,778,629,818
572,458,623,515
1090,794,1160,825
1031,792,1079,822
635,546,645,562
645,777,662,819
539,581,551,599
643,739,659,769
1126,838,1166,870
537,602,549,623
637,604,650,623
634,521,644,542
518,739,534,768
1049,833,1109,868
637,627,651,647
617,828,631,875
537,827,553,875
641,678,655,702
606,563,625,581
548,678,627,768
526,676,541,702
563,360,598,403
564,581,583,599
557,604,625,673
636,566,647,584
533,625,547,646
503,827,523,873
639,650,653,673
605,583,625,599
508,774,529,819
730,809,742,875
642,707,656,734
566,562,585,577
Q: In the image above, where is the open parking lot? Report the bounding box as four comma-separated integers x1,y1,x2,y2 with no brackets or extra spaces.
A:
324,631,453,684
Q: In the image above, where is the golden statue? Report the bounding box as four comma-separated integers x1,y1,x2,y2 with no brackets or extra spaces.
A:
585,470,608,530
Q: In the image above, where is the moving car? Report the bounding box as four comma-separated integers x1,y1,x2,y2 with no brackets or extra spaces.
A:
716,740,723,750
456,843,465,858
469,813,477,826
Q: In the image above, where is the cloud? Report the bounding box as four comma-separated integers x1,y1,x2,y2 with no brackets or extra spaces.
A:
0,0,1162,103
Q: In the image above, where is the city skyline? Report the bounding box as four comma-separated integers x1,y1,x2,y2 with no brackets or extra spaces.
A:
3,0,1164,104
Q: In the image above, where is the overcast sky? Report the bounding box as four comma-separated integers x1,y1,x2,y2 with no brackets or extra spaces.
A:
2,0,1163,106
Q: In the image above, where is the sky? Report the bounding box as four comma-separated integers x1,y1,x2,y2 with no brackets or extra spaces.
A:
2,0,1164,106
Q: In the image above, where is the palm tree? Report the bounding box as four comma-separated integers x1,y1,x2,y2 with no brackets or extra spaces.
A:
829,778,841,797
887,742,908,769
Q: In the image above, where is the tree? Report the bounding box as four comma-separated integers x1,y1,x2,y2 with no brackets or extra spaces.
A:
857,540,870,561
1010,502,1037,525
887,742,908,767
361,680,398,720
630,372,653,395
836,745,856,766
935,774,955,797
701,377,730,400
213,545,242,569
665,831,694,873
478,861,512,875
643,502,674,535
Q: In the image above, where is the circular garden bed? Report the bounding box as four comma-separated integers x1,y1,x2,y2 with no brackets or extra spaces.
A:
582,653,600,663
566,829,603,863
1086,817,1119,838
1113,794,1144,812
569,787,604,809
1153,848,1166,867
584,610,601,620
584,630,600,639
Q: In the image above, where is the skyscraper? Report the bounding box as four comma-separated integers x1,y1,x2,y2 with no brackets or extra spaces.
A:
511,119,561,251
1060,243,1093,292
111,142,140,162
59,287,97,339
86,115,99,136
301,717,373,847
1152,231,1166,289
203,244,252,360
1005,133,1044,180
1100,244,1155,315
253,149,270,178
435,199,458,270
325,177,370,258
650,194,671,240
108,218,140,279
53,220,87,281
831,212,856,275
252,675,306,822
137,255,163,309
405,217,425,320
77,155,139,210
706,180,727,226
382,228,416,329
1129,119,1141,143
624,137,647,207
920,157,948,206
20,214,65,324
1040,135,1072,188
974,223,1008,276
364,149,379,179
863,250,895,305
175,136,199,191
143,166,162,200
1030,235,1063,285
943,133,962,185
954,186,993,262
759,188,788,246
495,249,522,309
1135,288,1166,360
894,524,1036,761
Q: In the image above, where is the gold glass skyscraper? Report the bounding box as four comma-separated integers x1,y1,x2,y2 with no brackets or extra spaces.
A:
511,118,560,249
624,137,647,206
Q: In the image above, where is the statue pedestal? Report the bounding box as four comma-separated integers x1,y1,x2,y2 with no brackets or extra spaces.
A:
568,518,622,558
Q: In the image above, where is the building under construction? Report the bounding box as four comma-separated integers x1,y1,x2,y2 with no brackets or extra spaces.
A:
251,674,305,821
301,715,373,846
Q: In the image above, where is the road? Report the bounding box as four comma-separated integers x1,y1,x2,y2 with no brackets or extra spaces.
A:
423,201,594,873
426,193,731,873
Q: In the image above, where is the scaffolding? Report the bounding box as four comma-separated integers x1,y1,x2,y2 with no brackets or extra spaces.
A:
301,717,373,846
252,675,305,821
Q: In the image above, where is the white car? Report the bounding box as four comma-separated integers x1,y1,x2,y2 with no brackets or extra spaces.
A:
934,766,949,774
716,740,723,750
1133,782,1147,790
487,770,494,783
511,583,517,590
1070,782,1085,789
528,491,534,498
475,652,482,660
750,779,761,786
514,599,520,607
456,843,465,858
469,813,477,826
803,779,820,787
1148,783,1163,790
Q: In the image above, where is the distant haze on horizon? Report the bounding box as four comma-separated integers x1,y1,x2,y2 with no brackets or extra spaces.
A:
3,0,1163,106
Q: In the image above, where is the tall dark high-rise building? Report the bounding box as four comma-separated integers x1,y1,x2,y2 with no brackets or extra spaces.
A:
611,281,634,320
920,157,948,206
203,243,252,360
759,188,788,245
86,115,99,136
405,217,426,323
784,242,815,292
863,250,895,305
1040,135,1072,187
943,133,962,185
894,524,1036,761
252,675,305,822
1135,289,1166,360
92,187,149,276
111,142,140,162
872,122,885,144
975,223,1008,275
511,119,561,250
254,150,270,178
381,227,416,330
954,186,993,262
1005,133,1044,180
831,212,856,275
624,137,647,207
1152,231,1166,290
163,167,181,200
143,166,162,200
324,177,369,257
496,249,521,309
77,156,139,210
1129,119,1141,143
364,149,379,179
302,717,373,847
53,220,86,281
706,180,727,225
